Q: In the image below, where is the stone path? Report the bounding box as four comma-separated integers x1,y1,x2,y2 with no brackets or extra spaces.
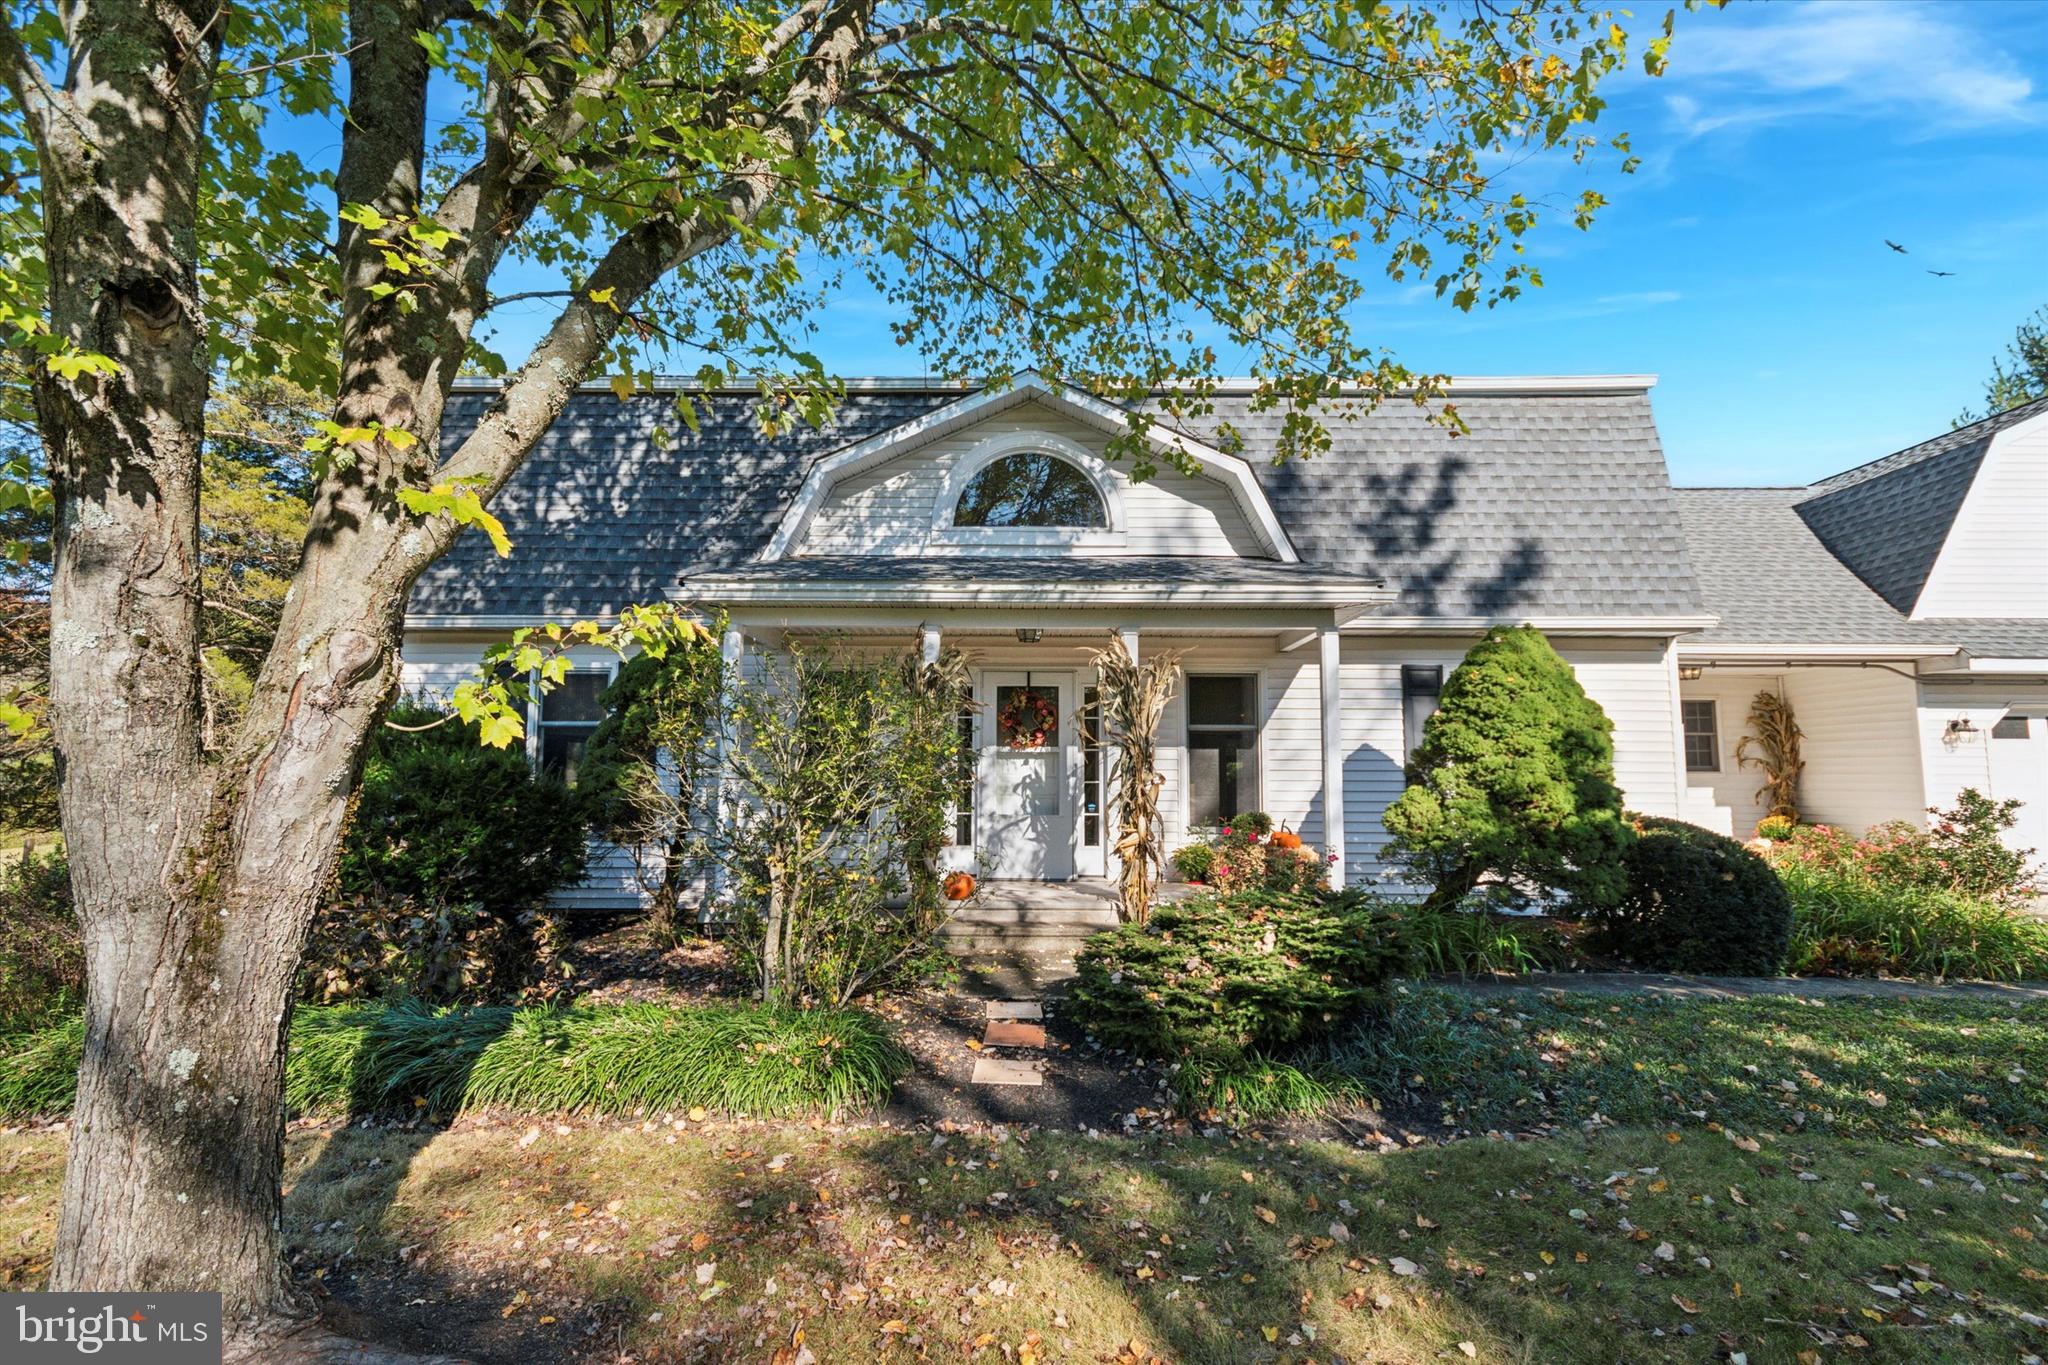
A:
1431,970,2048,1003
969,998,1049,1087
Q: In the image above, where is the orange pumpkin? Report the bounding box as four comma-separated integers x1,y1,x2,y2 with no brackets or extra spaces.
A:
942,871,977,901
1270,828,1303,851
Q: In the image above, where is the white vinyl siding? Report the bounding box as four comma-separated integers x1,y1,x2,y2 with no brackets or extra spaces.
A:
1781,666,1925,832
1912,413,2048,619
1336,636,1685,889
1917,678,2048,857
798,402,1265,558
1678,671,1785,837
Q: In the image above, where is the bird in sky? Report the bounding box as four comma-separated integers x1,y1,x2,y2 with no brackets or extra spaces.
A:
1927,269,1956,278
1884,239,1909,254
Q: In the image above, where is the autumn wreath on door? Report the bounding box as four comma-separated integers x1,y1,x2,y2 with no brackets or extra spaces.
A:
996,685,1058,750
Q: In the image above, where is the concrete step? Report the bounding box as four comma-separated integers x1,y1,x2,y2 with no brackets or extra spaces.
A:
943,905,1119,929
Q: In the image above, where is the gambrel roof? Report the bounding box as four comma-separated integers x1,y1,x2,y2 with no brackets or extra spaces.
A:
1790,397,2048,614
408,375,1707,624
1675,395,2048,659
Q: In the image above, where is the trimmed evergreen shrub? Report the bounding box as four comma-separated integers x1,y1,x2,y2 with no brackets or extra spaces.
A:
1382,626,1632,913
1068,890,1407,1064
1587,816,1792,975
340,699,589,915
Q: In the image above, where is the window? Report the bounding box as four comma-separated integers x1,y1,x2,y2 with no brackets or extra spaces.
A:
1992,713,2032,740
1681,698,1720,771
1186,674,1258,828
953,452,1108,529
538,670,610,785
1081,685,1103,847
953,705,976,845
1401,665,1441,763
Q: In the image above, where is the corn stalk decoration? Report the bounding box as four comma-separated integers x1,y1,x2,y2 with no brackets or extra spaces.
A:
1091,634,1182,924
1735,689,1804,820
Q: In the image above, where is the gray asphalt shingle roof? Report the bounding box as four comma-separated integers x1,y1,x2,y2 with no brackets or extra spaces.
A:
408,382,1705,620
1673,484,2048,657
1786,397,2048,614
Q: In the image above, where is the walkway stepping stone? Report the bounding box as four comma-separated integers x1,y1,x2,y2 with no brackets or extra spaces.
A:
970,1056,1045,1086
984,1019,1046,1048
986,1000,1043,1020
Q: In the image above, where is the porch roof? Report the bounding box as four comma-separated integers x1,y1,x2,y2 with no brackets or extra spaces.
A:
676,554,1392,610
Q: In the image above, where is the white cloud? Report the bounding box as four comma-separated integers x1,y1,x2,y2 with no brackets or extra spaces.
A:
1661,1,2040,136
1594,290,1683,309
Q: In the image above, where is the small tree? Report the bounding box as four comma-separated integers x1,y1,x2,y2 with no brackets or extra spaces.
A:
711,645,967,1005
579,635,726,943
1092,634,1182,923
1383,626,1631,913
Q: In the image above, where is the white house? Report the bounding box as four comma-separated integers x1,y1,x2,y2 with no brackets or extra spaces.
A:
397,375,2048,910
1674,395,2048,853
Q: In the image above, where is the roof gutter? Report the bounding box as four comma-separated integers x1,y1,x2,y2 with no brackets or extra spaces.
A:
673,577,1395,614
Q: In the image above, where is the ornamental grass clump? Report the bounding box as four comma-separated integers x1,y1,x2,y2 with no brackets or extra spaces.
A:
0,1001,908,1121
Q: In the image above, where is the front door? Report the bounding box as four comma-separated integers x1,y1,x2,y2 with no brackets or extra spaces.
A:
977,670,1078,879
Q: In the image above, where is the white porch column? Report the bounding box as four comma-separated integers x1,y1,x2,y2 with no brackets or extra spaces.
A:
708,625,745,909
1319,625,1346,891
919,621,942,669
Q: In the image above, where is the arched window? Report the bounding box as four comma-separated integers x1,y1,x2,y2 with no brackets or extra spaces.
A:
952,452,1109,529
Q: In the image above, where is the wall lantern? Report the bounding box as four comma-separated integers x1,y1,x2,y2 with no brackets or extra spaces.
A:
1677,666,1703,681
1944,716,1977,739
1015,628,1043,644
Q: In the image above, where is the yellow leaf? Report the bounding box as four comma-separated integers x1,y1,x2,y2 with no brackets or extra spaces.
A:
1261,1326,1279,1342
588,285,619,310
972,1332,996,1348
1672,1294,1698,1314
880,1319,907,1334
687,1106,707,1122
609,373,634,400
1254,1205,1277,1224
1538,1251,1555,1265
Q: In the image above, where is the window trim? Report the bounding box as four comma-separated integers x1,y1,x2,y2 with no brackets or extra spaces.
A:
1181,670,1264,831
1681,697,1721,773
529,657,619,784
930,429,1127,549
1400,664,1442,766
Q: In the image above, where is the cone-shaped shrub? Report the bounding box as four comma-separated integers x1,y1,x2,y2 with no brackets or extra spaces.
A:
1383,625,1631,913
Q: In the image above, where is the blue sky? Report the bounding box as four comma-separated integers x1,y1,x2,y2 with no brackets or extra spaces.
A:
465,1,2047,487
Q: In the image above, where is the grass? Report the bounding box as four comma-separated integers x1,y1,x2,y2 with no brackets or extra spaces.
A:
1777,862,2048,981
1,1000,908,1122
1336,987,2048,1143
4,1117,2043,1362
1396,905,1568,978
1,992,2041,1360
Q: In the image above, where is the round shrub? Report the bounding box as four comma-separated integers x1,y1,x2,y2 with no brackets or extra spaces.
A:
1068,890,1407,1064
1588,816,1792,975
1170,842,1218,883
1755,814,1795,841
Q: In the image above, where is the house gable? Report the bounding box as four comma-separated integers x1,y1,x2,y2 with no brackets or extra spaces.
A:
796,397,1269,559
764,375,1296,561
1911,401,2048,619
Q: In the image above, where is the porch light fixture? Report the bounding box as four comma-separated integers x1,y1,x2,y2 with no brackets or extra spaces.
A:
1677,666,1703,681
1015,628,1043,644
1945,716,1977,739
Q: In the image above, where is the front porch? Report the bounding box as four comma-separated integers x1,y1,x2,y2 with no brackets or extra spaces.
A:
934,876,1203,951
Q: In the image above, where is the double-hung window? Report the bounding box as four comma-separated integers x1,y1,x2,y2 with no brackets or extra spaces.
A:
1681,698,1720,772
1401,665,1442,764
536,669,611,785
1186,674,1258,829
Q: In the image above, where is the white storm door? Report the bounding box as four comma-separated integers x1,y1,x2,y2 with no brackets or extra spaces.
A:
977,670,1078,879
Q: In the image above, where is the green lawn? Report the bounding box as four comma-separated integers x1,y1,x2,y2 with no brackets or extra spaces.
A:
0,990,2042,1362
1344,987,2047,1145
3,1120,2043,1363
